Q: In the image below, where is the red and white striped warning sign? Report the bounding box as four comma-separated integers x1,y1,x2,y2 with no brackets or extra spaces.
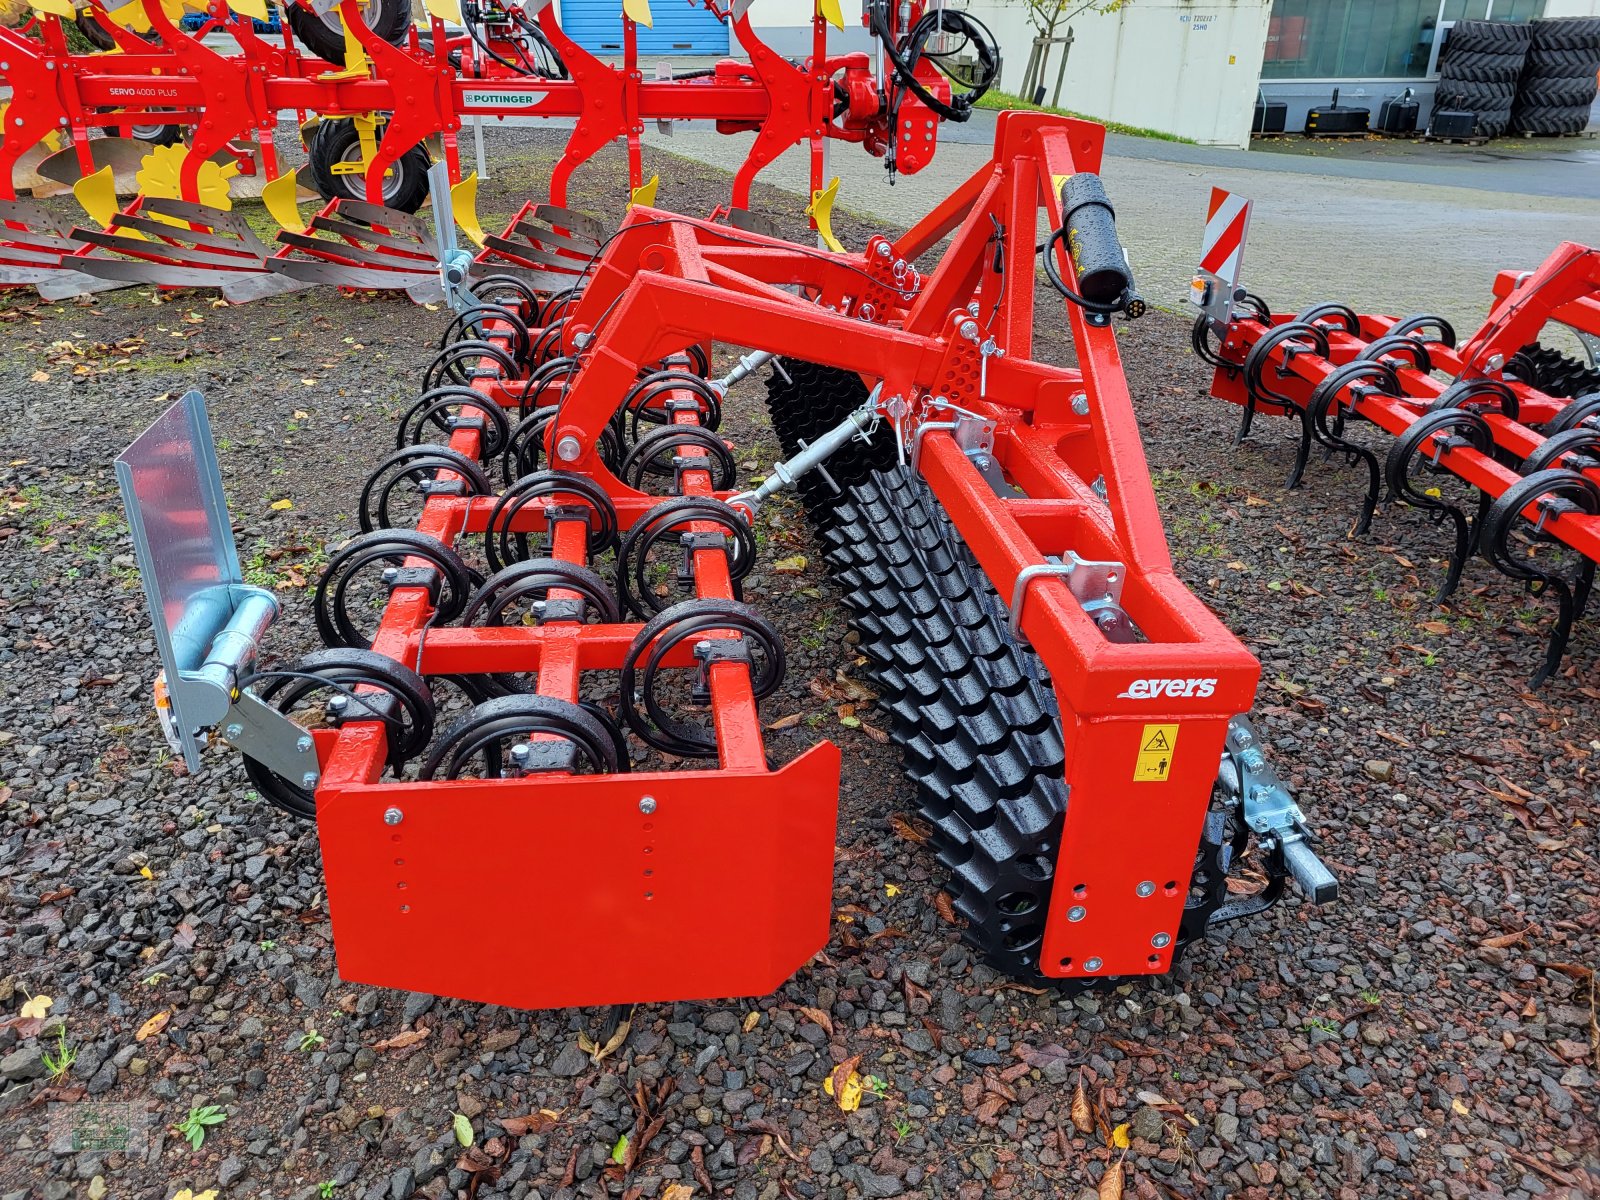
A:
1199,187,1251,288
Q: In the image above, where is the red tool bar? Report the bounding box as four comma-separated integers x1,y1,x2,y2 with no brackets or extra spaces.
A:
1214,318,1600,562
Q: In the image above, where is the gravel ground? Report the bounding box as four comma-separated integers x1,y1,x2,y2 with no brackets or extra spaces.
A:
0,128,1596,1200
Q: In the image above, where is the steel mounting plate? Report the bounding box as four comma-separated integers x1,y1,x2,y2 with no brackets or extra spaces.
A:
114,392,243,771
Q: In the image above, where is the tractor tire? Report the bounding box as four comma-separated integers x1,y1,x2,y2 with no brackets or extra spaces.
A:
1518,76,1600,108
1438,50,1525,84
1523,45,1600,76
1511,343,1600,400
1512,104,1594,135
284,0,409,65
306,117,431,213
1444,19,1533,55
1435,78,1517,110
1528,16,1600,51
96,109,183,147
74,11,116,48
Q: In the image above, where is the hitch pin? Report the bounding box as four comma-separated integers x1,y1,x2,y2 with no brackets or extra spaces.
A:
979,337,1002,399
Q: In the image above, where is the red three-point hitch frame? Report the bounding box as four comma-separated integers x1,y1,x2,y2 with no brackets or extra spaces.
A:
1200,241,1600,687
121,113,1334,1012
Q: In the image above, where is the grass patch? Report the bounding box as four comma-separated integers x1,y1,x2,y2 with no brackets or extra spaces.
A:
973,90,1193,144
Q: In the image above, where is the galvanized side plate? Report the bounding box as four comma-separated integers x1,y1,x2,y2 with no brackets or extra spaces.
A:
114,392,242,770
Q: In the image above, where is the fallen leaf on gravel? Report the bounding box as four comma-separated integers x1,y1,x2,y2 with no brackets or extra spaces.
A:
975,1094,1006,1125
1480,929,1530,949
884,883,900,897
1245,495,1268,507
1099,1154,1125,1200
772,555,807,573
934,892,957,924
270,499,293,511
1419,620,1450,635
29,370,48,383
577,1009,632,1064
1451,1097,1469,1117
610,1133,629,1163
825,1055,862,1112
374,1028,430,1051
742,1011,760,1033
1071,1072,1093,1134
135,1010,169,1041
454,1112,474,1146
690,1145,713,1194
499,1110,558,1136
1016,1043,1073,1069
173,922,196,951
1111,1122,1130,1149
765,712,804,731
20,995,51,1021
889,814,929,844
838,714,861,728
661,1186,694,1200
860,722,889,744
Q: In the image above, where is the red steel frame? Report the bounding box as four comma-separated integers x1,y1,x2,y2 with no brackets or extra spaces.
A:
0,0,946,209
1208,242,1600,565
305,112,1262,1009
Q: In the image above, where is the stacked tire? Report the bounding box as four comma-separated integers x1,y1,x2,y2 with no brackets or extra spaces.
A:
1513,17,1600,136
1434,20,1531,139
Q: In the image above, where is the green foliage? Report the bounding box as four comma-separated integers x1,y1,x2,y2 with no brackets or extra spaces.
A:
972,90,1192,143
173,1104,228,1151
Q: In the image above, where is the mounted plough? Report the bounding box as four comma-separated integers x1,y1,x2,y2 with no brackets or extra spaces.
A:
116,113,1334,1010
1,0,996,300
1194,207,1600,687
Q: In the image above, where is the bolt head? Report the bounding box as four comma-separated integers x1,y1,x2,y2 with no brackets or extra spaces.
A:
296,735,314,753
1136,881,1155,898
960,320,979,341
556,435,582,462
1083,957,1103,972
383,807,403,826
1071,393,1090,415
1487,353,1505,372
639,796,657,815
301,772,319,790
1067,905,1086,922
223,723,244,740
1152,932,1172,949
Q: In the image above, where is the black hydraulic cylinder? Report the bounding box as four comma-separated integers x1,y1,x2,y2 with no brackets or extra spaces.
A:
1059,173,1134,307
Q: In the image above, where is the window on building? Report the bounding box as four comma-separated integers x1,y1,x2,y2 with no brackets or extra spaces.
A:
1262,0,1546,80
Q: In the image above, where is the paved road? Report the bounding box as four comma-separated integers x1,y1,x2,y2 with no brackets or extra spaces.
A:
640,110,1600,334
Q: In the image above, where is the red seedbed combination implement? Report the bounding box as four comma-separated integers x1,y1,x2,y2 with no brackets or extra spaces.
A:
117,113,1334,1010
1,0,992,299
1194,210,1600,687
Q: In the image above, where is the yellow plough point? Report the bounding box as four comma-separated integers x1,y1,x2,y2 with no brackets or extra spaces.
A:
73,165,119,230
817,0,843,32
231,0,268,19
263,168,306,232
622,0,652,29
31,0,75,18
629,174,659,209
450,172,487,247
807,176,844,253
423,0,462,22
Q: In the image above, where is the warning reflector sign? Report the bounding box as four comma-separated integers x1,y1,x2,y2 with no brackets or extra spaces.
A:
1134,724,1179,782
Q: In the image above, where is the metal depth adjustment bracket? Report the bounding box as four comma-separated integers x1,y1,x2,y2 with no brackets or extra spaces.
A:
1218,715,1337,905
115,392,319,785
1008,551,1135,643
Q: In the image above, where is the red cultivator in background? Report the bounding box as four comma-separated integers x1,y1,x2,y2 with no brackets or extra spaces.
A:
1195,230,1600,687
1,0,994,299
117,112,1333,1011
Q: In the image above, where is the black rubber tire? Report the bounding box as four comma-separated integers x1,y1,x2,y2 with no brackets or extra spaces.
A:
95,106,182,147
1512,105,1594,135
1436,78,1517,110
75,12,117,51
1445,19,1533,55
1523,45,1600,75
284,0,409,65
1517,77,1600,108
1529,17,1600,51
1439,50,1525,84
306,117,432,213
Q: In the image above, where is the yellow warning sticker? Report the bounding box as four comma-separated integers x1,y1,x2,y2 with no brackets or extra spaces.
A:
1134,724,1179,783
